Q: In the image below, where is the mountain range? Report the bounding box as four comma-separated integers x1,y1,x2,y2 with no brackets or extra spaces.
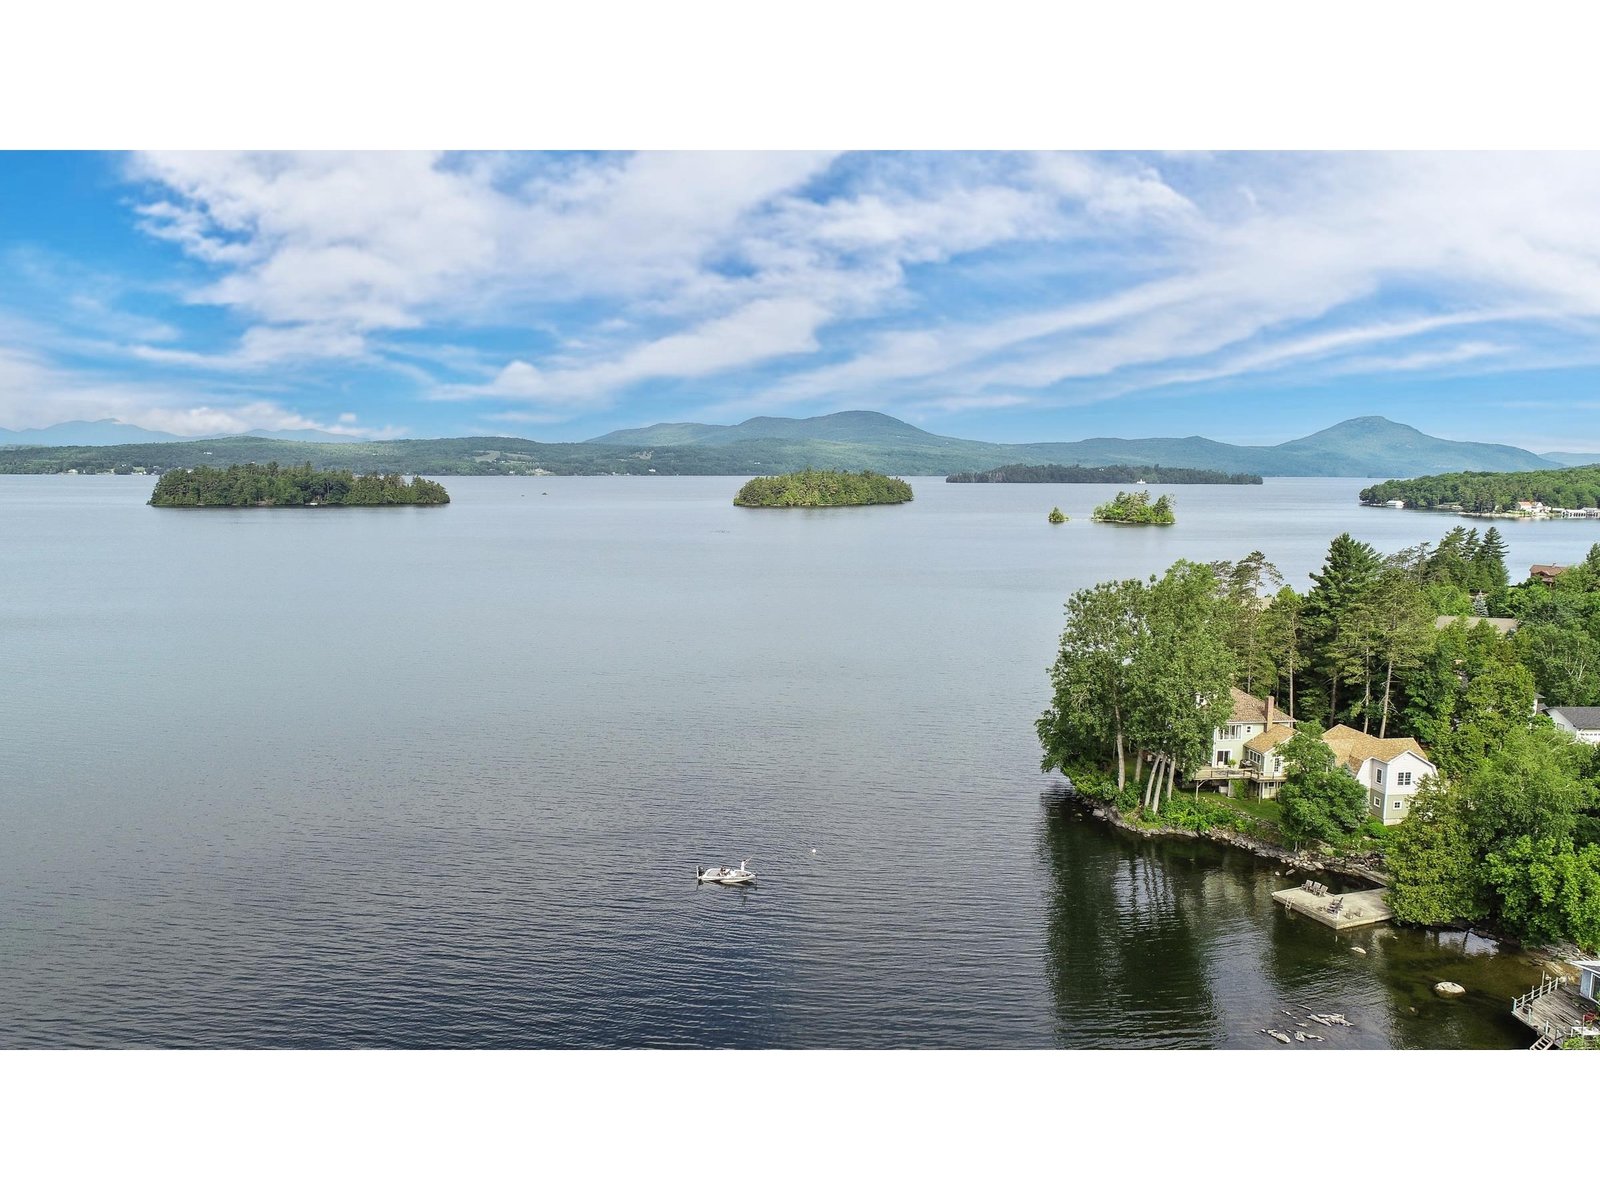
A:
0,419,367,445
0,412,1589,477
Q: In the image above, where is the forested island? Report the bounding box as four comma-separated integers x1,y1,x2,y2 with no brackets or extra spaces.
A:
947,464,1262,484
1360,464,1600,513
1038,526,1600,950
1091,490,1175,525
150,462,451,507
733,468,913,508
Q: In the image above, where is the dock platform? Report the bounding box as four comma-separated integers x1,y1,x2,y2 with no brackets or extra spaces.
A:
1273,885,1393,930
1512,977,1599,1046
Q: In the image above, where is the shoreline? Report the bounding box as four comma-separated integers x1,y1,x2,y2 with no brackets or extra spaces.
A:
1053,786,1583,972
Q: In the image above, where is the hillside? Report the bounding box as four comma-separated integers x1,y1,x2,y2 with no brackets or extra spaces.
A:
0,412,1576,478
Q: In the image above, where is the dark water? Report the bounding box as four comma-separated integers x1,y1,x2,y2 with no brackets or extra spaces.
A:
3,474,1590,1048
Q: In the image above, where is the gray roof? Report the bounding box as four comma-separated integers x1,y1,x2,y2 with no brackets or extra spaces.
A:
1549,707,1600,730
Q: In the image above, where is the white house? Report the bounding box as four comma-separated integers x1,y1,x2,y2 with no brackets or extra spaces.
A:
1548,707,1600,745
1242,723,1296,798
1578,961,1600,1004
1209,688,1293,770
1320,725,1438,825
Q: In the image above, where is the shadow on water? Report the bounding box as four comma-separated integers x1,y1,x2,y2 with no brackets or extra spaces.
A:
1039,803,1223,1047
1042,794,1538,1049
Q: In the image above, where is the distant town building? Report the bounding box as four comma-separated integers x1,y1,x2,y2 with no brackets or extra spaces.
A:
1529,563,1569,585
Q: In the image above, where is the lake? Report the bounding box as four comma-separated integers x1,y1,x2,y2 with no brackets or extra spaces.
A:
2,474,1593,1048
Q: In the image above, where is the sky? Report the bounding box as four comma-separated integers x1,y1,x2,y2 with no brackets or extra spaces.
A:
2,151,1600,451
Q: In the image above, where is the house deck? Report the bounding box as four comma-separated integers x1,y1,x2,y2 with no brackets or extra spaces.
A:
1512,978,1599,1046
1272,885,1393,930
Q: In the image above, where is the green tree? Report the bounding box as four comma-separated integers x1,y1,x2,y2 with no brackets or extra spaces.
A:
1038,578,1147,791
1387,777,1488,926
1261,586,1305,719
1127,561,1237,815
1048,506,1066,525
1484,837,1600,950
1277,730,1371,846
1300,533,1383,726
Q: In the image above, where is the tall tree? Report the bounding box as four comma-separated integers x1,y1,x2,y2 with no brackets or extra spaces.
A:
1261,586,1305,719
1038,578,1147,791
1127,561,1237,815
1301,534,1383,726
1211,551,1283,697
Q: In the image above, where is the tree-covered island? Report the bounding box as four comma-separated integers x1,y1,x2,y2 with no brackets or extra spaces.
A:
1037,530,1600,951
733,468,913,507
1360,464,1600,514
1091,490,1175,525
948,464,1262,484
150,462,451,507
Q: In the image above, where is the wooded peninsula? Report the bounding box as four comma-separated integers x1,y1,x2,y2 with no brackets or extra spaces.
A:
733,469,913,508
1360,464,1600,513
1038,527,1600,950
149,462,451,507
1091,490,1175,525
947,464,1261,484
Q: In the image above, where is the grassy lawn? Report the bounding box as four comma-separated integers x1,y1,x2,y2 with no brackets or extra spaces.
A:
1214,789,1282,829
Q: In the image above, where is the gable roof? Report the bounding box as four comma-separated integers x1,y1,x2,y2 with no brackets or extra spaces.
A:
1321,724,1433,771
1227,687,1294,726
1229,687,1266,724
1549,706,1600,731
1245,724,1295,754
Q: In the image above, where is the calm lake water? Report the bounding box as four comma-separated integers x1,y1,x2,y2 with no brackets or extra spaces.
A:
3,474,1595,1049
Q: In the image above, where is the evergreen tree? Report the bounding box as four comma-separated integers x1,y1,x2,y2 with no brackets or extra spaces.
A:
1300,533,1384,725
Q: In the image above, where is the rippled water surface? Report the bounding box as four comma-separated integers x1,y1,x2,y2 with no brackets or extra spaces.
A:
4,474,1591,1048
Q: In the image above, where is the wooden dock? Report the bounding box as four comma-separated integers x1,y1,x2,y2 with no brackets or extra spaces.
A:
1272,885,1393,930
1512,976,1599,1047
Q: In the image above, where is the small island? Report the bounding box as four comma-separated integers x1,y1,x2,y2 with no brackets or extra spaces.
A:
733,468,913,508
947,463,1261,484
150,462,451,507
1091,489,1174,525
1048,507,1068,524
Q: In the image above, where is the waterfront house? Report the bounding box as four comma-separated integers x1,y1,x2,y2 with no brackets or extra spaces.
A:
1529,563,1569,585
1241,724,1296,798
1319,725,1437,825
1548,707,1600,745
1208,688,1294,771
1581,961,1600,1003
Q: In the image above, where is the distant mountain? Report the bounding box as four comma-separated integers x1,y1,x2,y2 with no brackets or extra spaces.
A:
0,419,185,445
0,420,371,446
1265,416,1554,475
0,412,1571,478
592,411,1553,477
1541,451,1600,467
228,428,370,443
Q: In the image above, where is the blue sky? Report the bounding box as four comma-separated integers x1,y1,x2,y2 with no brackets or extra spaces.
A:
2,150,1599,450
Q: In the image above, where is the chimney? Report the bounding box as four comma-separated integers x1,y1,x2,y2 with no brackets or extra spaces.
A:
1266,695,1277,727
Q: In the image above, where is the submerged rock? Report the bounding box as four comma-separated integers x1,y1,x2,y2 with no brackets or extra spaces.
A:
1435,981,1466,996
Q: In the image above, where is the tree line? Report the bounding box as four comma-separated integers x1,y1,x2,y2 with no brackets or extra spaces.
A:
947,464,1261,484
1037,528,1600,948
149,462,451,507
1360,464,1600,512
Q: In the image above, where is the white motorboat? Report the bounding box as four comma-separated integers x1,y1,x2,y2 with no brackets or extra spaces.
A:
697,859,756,885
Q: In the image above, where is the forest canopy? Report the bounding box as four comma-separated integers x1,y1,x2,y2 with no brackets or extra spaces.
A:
149,462,451,507
733,469,913,508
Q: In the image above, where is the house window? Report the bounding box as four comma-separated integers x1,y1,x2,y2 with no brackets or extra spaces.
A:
1376,768,1383,784
1393,800,1402,809
1396,771,1412,786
